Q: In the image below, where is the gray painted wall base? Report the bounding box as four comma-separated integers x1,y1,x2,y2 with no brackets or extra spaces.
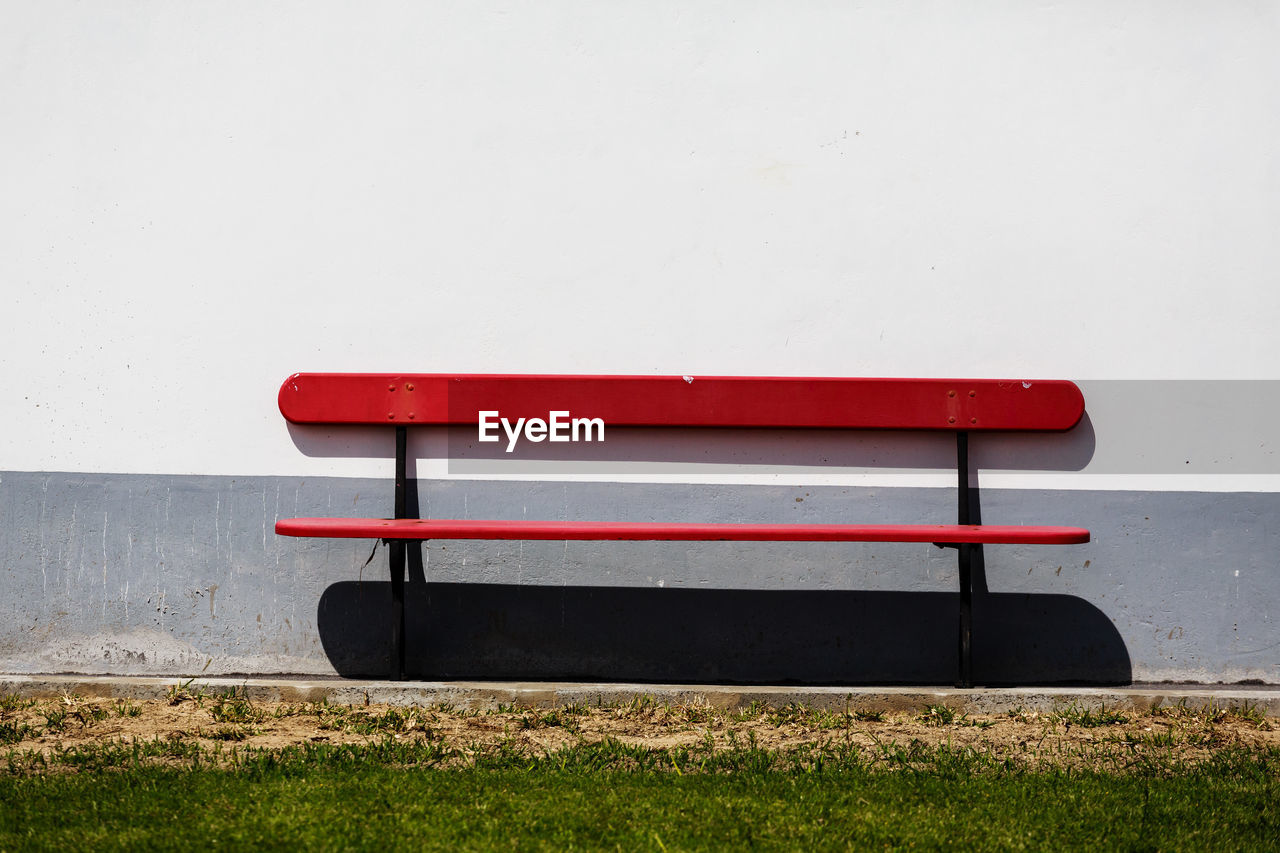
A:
1,471,1276,683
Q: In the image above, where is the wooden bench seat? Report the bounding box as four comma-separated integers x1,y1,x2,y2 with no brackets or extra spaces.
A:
276,373,1090,686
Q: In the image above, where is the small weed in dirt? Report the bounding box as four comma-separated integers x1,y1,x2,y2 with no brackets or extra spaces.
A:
760,703,804,725
518,710,575,731
49,737,208,771
729,700,769,722
166,678,205,706
114,700,142,718
206,725,254,742
42,709,68,734
315,706,355,732
332,708,437,738
0,720,35,745
1120,725,1180,749
0,695,34,714
345,709,406,735
675,703,715,724
1224,702,1271,729
761,704,847,730
209,693,261,725
76,705,109,725
1052,704,1130,728
1142,699,1273,732
616,696,662,718
919,705,962,726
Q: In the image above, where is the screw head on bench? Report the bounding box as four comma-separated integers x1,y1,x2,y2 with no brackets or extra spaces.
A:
948,390,956,398
406,383,415,392
388,384,396,391
408,412,415,419
969,390,976,397
387,413,395,419
948,416,956,424
970,417,977,424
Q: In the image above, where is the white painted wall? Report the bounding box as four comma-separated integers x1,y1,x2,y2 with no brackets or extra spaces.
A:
4,1,1279,485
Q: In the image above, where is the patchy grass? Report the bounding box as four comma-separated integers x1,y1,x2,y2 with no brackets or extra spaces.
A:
0,693,1277,847
0,692,1275,777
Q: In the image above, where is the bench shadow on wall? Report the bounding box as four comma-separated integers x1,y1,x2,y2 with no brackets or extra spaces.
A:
296,417,1132,685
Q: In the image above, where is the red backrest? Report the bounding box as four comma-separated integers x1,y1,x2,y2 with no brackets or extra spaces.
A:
278,374,1084,432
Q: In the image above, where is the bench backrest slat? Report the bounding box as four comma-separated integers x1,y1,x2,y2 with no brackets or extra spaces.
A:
278,374,1084,432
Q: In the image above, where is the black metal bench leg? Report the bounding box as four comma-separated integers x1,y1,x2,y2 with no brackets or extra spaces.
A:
958,543,972,688
956,430,973,688
390,424,409,682
389,540,406,681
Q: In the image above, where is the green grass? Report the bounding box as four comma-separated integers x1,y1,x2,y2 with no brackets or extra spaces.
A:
1,740,1277,850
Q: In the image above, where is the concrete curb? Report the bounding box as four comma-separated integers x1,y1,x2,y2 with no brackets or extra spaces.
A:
3,674,1279,716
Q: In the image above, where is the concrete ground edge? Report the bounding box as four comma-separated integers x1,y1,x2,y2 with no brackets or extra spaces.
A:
3,675,1279,716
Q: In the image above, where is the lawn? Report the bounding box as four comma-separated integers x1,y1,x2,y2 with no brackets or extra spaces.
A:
1,692,1277,850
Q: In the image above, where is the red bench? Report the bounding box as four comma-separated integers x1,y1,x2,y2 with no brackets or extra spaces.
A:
276,373,1089,686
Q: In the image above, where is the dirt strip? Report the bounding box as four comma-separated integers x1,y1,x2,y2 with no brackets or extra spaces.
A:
3,689,1277,771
